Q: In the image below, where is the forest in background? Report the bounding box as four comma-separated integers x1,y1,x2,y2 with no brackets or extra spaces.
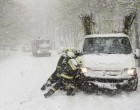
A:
0,0,140,49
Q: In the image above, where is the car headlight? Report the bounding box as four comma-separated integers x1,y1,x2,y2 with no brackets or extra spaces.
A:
37,50,41,53
123,68,136,76
81,67,87,73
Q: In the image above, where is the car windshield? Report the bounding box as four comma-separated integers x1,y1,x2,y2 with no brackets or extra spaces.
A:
83,37,132,54
36,39,50,45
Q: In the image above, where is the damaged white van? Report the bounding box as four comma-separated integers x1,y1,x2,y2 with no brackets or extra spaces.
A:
80,33,139,92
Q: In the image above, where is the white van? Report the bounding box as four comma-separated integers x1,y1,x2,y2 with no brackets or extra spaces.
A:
32,38,52,57
80,33,139,92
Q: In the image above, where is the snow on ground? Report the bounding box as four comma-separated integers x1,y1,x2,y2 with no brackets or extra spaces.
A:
0,51,140,110
0,50,10,62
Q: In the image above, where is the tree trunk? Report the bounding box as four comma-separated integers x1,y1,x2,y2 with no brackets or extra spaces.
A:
134,9,140,66
134,10,139,49
123,12,136,35
80,14,94,36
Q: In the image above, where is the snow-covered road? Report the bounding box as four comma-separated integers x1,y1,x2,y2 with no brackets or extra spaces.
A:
0,51,140,110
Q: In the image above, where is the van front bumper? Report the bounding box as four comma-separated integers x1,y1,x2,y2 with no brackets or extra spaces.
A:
78,70,138,92
36,49,51,56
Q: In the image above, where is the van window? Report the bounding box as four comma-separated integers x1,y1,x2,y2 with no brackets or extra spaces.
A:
83,37,132,54
36,40,50,45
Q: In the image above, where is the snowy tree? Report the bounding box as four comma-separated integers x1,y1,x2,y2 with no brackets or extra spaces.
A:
0,0,30,47
58,0,140,48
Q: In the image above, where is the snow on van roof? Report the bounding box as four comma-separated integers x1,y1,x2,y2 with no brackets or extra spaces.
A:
85,33,129,38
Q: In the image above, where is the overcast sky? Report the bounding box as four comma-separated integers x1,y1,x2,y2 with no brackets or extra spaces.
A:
14,0,59,40
18,0,55,10
19,0,45,9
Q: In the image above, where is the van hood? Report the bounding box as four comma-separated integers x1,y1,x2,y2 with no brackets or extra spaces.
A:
82,54,135,70
38,43,50,48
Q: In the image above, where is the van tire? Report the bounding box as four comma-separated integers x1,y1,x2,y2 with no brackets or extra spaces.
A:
127,76,138,91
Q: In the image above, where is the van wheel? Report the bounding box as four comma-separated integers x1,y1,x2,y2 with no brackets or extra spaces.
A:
32,52,35,56
131,76,138,91
128,76,138,91
34,53,38,57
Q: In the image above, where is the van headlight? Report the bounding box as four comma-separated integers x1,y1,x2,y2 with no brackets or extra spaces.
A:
81,67,88,73
37,50,41,53
123,68,136,76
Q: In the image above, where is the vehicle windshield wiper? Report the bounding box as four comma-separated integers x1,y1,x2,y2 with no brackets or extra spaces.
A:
106,52,115,54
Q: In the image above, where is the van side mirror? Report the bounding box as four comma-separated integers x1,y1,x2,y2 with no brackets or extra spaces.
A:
134,49,140,59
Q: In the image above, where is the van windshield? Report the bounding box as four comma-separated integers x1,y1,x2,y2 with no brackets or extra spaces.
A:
36,40,50,45
83,37,132,54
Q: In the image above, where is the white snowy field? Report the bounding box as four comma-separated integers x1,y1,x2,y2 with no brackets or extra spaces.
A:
0,51,140,110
